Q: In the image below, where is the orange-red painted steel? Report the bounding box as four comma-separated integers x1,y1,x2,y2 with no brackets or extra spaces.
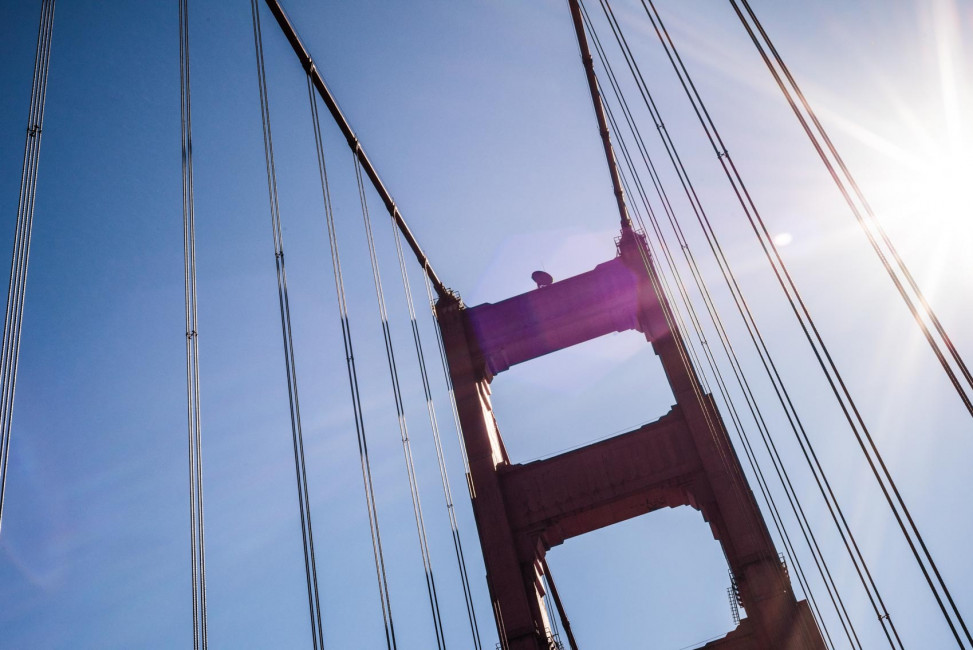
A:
438,229,826,650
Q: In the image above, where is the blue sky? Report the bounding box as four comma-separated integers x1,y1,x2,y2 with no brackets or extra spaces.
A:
1,0,971,648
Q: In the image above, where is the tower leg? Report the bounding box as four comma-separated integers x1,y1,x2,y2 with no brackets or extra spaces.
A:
436,231,827,650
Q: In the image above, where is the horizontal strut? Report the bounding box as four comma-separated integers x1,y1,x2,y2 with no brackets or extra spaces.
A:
262,0,450,299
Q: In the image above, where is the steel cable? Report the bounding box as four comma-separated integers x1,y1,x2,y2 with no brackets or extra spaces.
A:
354,155,447,650
420,274,496,646
644,1,968,645
607,96,840,648
0,0,56,534
610,97,842,650
731,3,973,642
574,2,755,528
422,275,473,484
389,223,482,648
581,4,852,645
609,110,833,647
541,558,579,650
306,76,398,650
598,0,901,644
568,10,781,633
732,0,973,421
642,0,964,644
178,0,208,646
250,4,325,647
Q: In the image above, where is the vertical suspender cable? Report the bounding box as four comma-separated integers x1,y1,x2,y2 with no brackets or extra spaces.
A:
306,76,397,650
423,275,473,490
570,0,757,564
732,9,973,641
614,137,840,650
389,226,482,648
422,273,494,643
249,3,325,647
252,32,480,644
0,0,56,534
542,579,562,645
178,0,208,646
354,156,447,650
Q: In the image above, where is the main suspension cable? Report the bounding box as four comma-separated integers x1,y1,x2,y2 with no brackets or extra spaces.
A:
731,0,973,420
250,3,325,647
260,0,449,301
0,0,56,534
306,76,397,650
642,0,969,645
178,0,208,646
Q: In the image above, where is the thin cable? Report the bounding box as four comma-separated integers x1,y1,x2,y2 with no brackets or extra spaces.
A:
260,0,449,300
733,0,973,420
389,223,482,648
541,558,579,650
643,1,968,646
0,0,56,528
306,75,397,650
179,0,208,646
570,0,752,537
422,275,473,483
573,4,755,545
250,4,325,647
354,155,447,649
607,92,840,648
543,585,562,645
0,0,56,534
574,11,822,645
732,4,973,641
582,5,850,645
610,98,843,650
598,0,900,644
636,0,967,645
537,557,562,644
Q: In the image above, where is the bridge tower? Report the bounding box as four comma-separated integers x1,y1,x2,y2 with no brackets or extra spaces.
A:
436,225,827,649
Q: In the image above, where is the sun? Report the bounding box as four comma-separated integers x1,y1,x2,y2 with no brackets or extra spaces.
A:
839,0,973,287
911,149,973,239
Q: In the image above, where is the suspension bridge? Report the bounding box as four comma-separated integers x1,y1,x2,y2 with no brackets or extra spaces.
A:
1,1,971,648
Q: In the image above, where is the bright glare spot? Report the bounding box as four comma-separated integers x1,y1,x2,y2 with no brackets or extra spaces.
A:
773,232,793,247
862,0,973,253
914,150,973,238
876,147,973,259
